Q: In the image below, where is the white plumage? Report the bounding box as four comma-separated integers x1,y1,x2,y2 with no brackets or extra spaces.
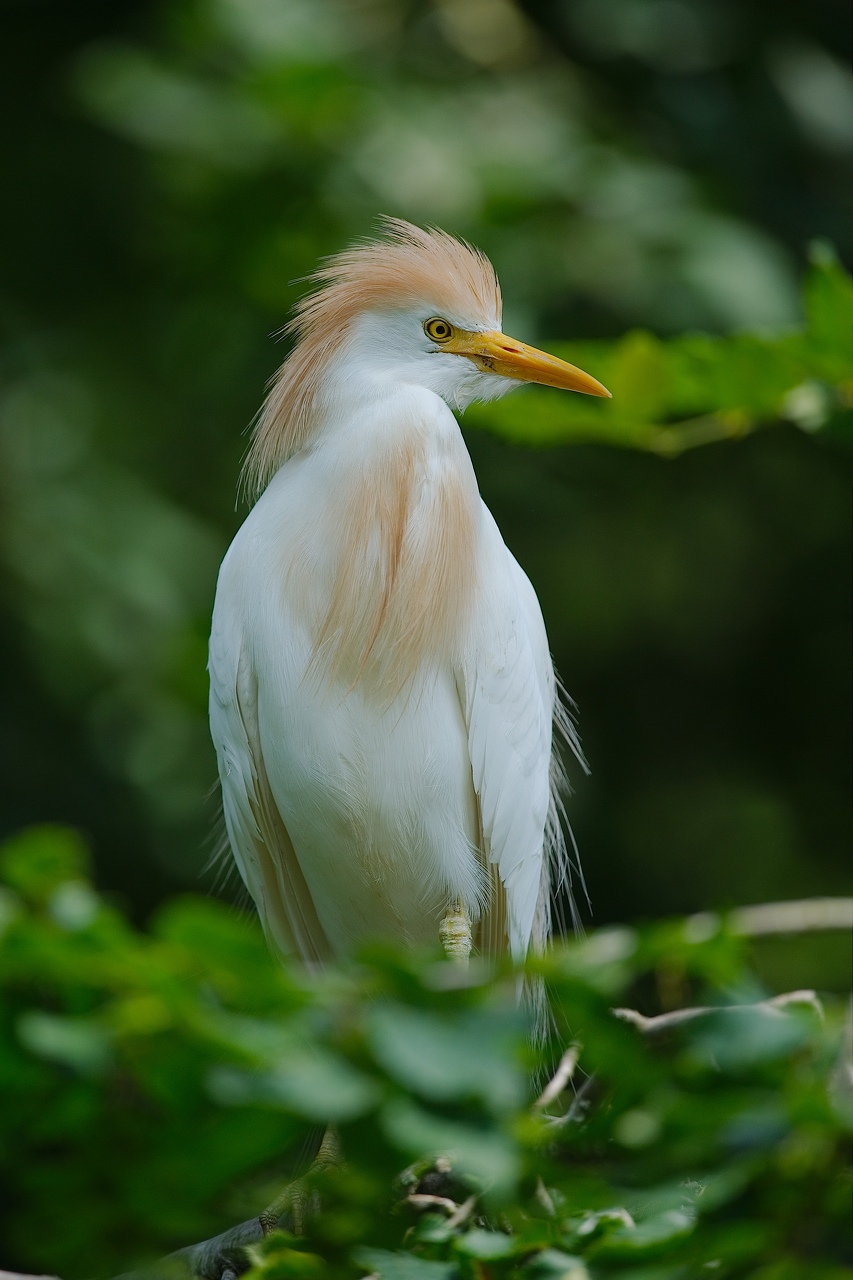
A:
209,220,608,966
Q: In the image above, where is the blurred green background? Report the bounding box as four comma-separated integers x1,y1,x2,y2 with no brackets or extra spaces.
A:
1,0,850,939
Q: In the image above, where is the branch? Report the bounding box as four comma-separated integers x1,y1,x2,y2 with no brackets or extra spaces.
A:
685,897,853,939
405,1191,477,1235
542,1070,597,1129
648,411,755,457
406,1194,460,1214
446,1195,478,1229
730,897,853,935
613,989,824,1034
534,1044,580,1109
0,1272,59,1280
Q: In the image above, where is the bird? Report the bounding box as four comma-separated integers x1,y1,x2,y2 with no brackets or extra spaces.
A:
208,218,610,973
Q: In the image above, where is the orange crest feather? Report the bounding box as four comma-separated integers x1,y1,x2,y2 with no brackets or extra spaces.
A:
243,219,501,496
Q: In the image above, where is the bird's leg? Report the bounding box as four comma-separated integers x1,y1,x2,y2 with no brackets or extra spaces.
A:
258,1126,340,1237
439,897,472,963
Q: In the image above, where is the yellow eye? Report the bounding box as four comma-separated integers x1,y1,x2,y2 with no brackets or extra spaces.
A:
424,317,453,343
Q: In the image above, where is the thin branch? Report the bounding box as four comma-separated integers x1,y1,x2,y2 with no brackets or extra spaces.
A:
406,1194,460,1214
730,898,853,936
535,1178,555,1216
685,897,853,940
405,1191,477,1230
445,1195,478,1229
648,411,754,457
543,1071,597,1129
535,1044,580,1109
613,989,824,1035
0,1273,59,1280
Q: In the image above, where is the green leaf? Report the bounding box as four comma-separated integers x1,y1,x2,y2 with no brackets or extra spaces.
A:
551,926,637,995
367,1002,525,1111
0,885,22,936
246,1234,327,1277
523,1250,590,1278
466,259,853,453
16,1010,111,1076
607,331,672,422
691,1006,811,1071
455,1228,516,1259
208,1047,380,1121
590,1210,695,1259
353,1248,456,1279
381,1097,519,1197
0,825,91,903
804,250,853,367
47,880,100,931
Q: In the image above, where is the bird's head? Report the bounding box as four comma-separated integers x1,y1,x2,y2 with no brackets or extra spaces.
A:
245,219,610,494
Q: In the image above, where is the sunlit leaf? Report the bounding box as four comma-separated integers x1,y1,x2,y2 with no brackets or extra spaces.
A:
467,261,853,453
454,1228,516,1259
16,1010,111,1076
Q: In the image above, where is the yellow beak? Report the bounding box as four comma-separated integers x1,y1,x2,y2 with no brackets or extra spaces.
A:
445,329,611,398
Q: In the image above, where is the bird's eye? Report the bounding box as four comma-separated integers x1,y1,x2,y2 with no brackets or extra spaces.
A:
424,317,453,343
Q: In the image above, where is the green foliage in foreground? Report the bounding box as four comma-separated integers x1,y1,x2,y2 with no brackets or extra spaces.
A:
0,826,850,1280
469,251,853,456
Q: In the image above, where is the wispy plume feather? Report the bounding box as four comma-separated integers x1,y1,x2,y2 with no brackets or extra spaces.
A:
243,218,501,496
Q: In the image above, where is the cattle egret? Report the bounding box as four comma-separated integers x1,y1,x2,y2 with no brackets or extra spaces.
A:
209,219,609,970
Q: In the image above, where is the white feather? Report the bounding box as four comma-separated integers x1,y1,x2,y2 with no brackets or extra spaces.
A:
209,294,582,965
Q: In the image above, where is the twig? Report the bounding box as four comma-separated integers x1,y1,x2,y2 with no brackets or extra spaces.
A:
535,1178,555,1216
686,897,853,939
535,1044,580,1109
446,1195,478,1229
407,1194,460,1214
0,1273,59,1280
731,898,853,935
405,1190,477,1231
648,412,754,457
613,989,824,1034
542,1069,597,1129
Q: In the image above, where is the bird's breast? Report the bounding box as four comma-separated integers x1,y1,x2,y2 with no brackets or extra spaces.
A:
252,392,483,698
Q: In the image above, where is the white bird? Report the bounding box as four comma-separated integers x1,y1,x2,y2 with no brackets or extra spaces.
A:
208,220,610,970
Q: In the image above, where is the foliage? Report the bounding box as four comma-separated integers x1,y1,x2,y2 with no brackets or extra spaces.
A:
470,250,853,454
1,825,849,1279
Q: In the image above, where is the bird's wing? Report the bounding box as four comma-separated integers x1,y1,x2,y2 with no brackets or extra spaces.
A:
457,512,554,961
208,606,331,966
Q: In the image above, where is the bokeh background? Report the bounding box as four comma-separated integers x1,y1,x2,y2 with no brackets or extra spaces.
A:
1,0,850,968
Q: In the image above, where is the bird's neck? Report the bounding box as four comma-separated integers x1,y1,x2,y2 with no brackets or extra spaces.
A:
302,382,482,696
245,322,491,496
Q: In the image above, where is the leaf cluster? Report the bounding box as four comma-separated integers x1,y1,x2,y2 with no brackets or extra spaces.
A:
0,826,849,1280
468,251,853,455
